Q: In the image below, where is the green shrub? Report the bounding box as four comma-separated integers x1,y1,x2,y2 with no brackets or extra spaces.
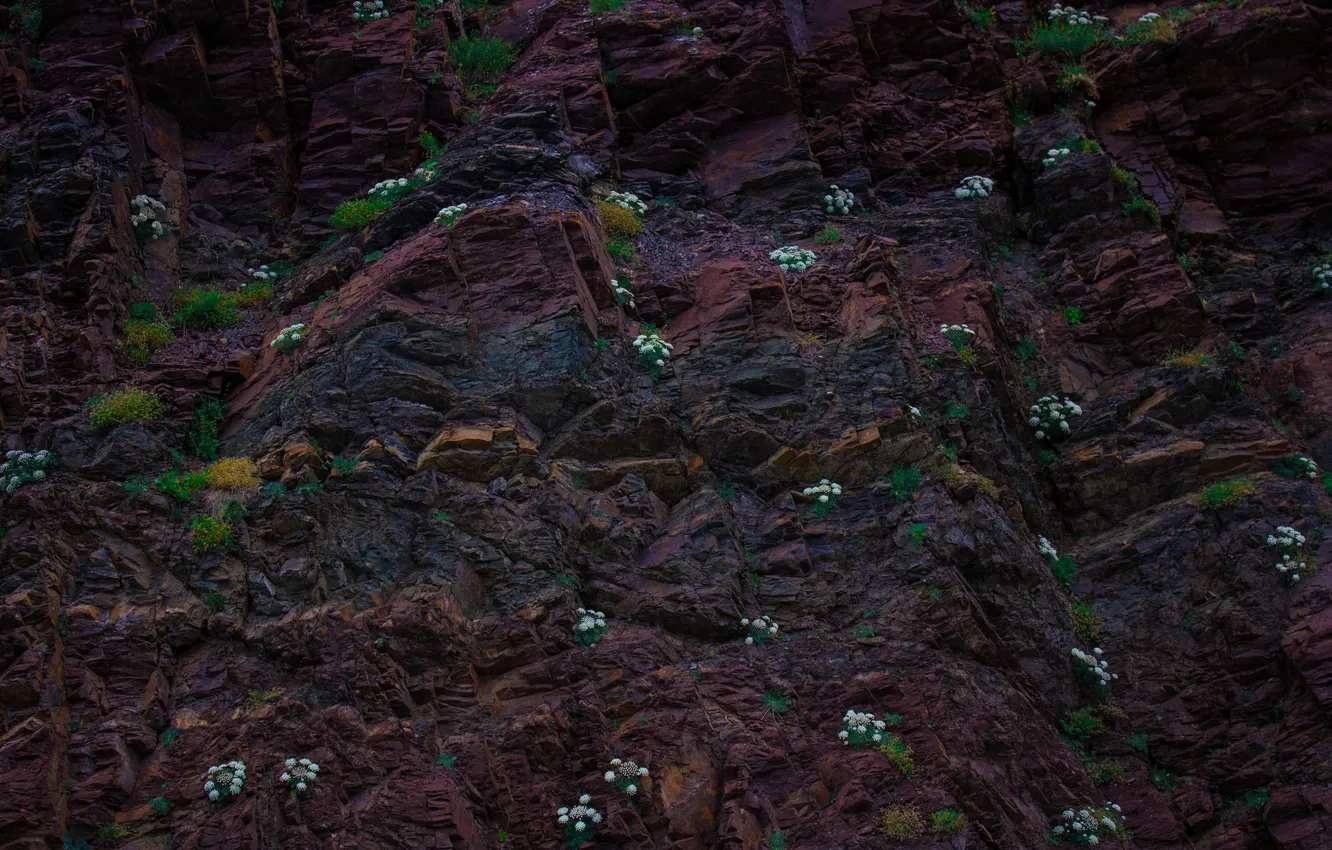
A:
1150,768,1176,790
191,515,233,553
878,736,915,775
761,690,790,713
149,794,173,817
1063,306,1085,326
87,387,163,430
1060,707,1106,741
606,233,636,263
420,130,447,159
1194,477,1255,509
815,226,844,245
944,400,970,420
931,809,968,834
204,592,226,612
589,0,629,13
172,287,240,330
1015,336,1038,361
10,0,41,39
1052,554,1077,588
128,301,159,321
330,195,391,231
1027,21,1099,56
1285,385,1304,403
124,319,173,364
954,0,994,29
153,469,209,506
1124,195,1161,224
449,35,515,95
188,398,227,460
906,522,927,546
1070,600,1101,640
1128,730,1149,753
230,282,273,307
885,465,922,502
880,803,924,839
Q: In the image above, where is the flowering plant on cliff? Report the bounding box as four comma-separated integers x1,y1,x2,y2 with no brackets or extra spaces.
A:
954,176,993,199
1048,3,1095,26
1029,395,1083,441
1042,147,1073,169
556,795,602,846
603,758,649,797
2,449,54,494
1312,262,1331,294
611,279,635,309
131,194,167,242
824,185,856,215
839,709,893,749
435,203,468,227
271,323,306,356
1273,456,1318,480
280,757,320,797
1049,802,1126,844
632,327,673,377
770,246,816,274
940,323,976,352
248,264,278,284
742,615,779,645
1137,11,1161,23
603,191,647,216
352,0,389,23
802,479,841,517
370,177,413,204
204,760,246,801
1070,646,1116,695
1268,526,1314,584
574,607,608,647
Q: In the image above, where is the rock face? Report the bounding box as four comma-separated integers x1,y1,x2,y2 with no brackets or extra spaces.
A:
2,1,1331,849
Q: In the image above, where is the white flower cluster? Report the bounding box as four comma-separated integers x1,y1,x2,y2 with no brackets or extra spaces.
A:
248,264,277,284
2,449,54,494
1286,456,1319,480
611,279,635,309
1070,646,1117,692
741,615,779,646
1029,395,1083,440
435,203,468,227
414,163,437,182
574,607,608,647
1268,526,1312,584
1048,3,1106,26
603,758,649,796
370,177,411,199
556,795,603,841
204,760,246,801
940,323,976,351
770,246,816,274
802,478,841,516
838,709,888,749
352,0,389,22
632,330,673,373
271,323,306,355
1138,12,1161,23
1042,147,1073,169
1049,802,1125,844
604,191,647,215
1038,536,1060,562
131,194,167,240
954,176,994,199
280,757,320,796
824,185,856,215
1312,262,1331,293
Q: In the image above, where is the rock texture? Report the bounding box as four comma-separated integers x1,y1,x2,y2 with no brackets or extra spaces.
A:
2,0,1331,849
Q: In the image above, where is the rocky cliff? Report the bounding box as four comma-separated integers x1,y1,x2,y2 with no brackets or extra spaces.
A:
2,0,1331,848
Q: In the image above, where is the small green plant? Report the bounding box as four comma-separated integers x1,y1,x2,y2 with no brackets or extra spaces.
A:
99,825,132,840
768,829,787,850
589,0,629,13
715,477,736,500
851,623,876,639
878,735,915,774
1063,306,1085,326
954,0,995,29
885,465,922,502
1070,600,1101,641
931,809,968,834
363,250,385,263
248,688,283,709
1162,349,1214,368
1128,730,1149,753
330,196,390,230
814,226,843,245
152,469,209,511
606,233,636,263
261,481,285,501
124,319,173,364
64,836,89,850
1244,785,1270,808
221,499,246,526
1176,252,1192,270
1194,477,1256,509
762,690,790,713
87,387,163,430
172,287,240,330
1123,195,1161,225
1015,335,1038,362
149,792,173,817
10,0,42,39
1150,768,1177,790
944,400,970,420
204,592,226,612
906,522,927,546
880,803,925,839
435,753,457,770
420,130,447,160
159,728,180,748
1060,707,1106,741
1026,21,1100,57
188,398,227,460
1284,385,1304,403
330,455,359,474
449,35,515,97
191,515,233,553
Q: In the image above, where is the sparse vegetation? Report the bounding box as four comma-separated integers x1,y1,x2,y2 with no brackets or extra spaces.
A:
881,803,925,839
885,465,922,502
124,318,173,364
191,515,233,553
931,809,968,834
449,35,515,98
188,398,227,460
87,387,163,430
1194,477,1256,509
205,458,259,490
1070,600,1101,641
815,226,844,245
1063,306,1085,326
762,690,791,713
172,286,241,330
954,0,995,29
1162,349,1213,368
